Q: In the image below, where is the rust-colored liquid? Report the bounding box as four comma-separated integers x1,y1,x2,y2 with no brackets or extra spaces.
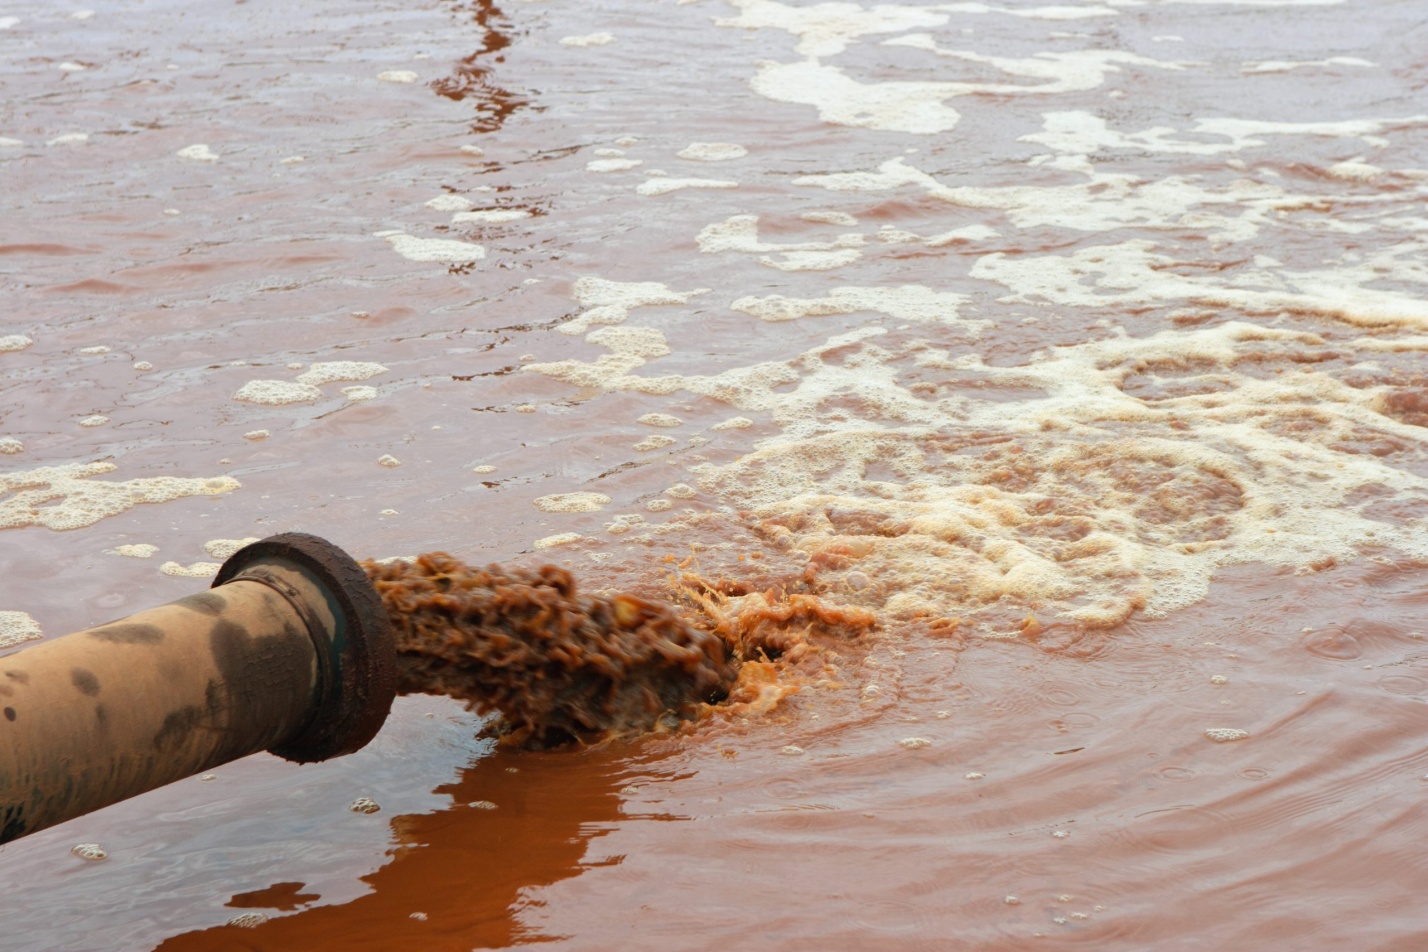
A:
5,0,1428,948
369,553,736,745
368,552,876,746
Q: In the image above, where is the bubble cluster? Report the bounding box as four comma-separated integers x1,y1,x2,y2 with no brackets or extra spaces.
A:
0,610,43,650
0,462,239,531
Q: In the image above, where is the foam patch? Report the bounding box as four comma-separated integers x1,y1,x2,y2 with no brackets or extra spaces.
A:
677,142,748,161
637,178,739,196
533,492,612,513
203,537,261,559
560,32,615,46
558,277,707,336
698,214,865,270
234,380,323,405
0,463,240,531
176,144,219,162
382,234,486,263
108,543,158,558
451,209,529,223
295,361,388,387
0,611,42,650
731,285,988,336
160,561,222,578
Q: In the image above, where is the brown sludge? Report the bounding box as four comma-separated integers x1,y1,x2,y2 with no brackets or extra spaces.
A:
366,552,732,746
363,553,876,746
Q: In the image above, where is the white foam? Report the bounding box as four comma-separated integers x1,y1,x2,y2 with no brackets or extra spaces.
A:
451,208,529,223
59,62,86,72
1205,728,1251,742
801,211,858,226
108,544,158,558
1,463,240,531
731,285,987,336
0,611,43,650
533,492,612,513
697,214,865,270
342,386,377,401
559,32,615,46
795,154,1381,243
243,429,270,441
383,234,485,262
1,336,33,353
716,0,948,58
972,239,1428,331
295,361,388,386
558,277,706,335
234,380,322,405
377,454,401,468
176,144,218,163
77,415,108,427
1022,110,1428,156
0,137,22,148
634,435,677,451
378,70,419,83
637,177,739,196
46,133,88,146
713,417,754,430
534,532,583,549
203,538,260,560
638,413,684,428
587,158,643,172
425,194,474,211
0,438,22,454
750,60,964,134
0,17,18,29
677,142,748,162
1242,56,1374,74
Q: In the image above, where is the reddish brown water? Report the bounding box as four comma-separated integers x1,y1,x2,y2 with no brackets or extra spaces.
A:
4,0,1428,948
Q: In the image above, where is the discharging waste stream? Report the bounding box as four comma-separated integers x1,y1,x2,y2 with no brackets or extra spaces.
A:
367,552,875,747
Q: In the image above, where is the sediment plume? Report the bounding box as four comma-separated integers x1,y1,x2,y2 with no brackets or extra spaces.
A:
366,553,736,746
364,553,876,746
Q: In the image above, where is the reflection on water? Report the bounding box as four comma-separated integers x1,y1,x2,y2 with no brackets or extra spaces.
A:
155,747,658,951
433,0,535,133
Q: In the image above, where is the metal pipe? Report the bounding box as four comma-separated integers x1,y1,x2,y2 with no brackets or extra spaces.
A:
0,533,396,845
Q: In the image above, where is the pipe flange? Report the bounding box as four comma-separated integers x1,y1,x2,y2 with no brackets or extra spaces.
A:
214,532,396,762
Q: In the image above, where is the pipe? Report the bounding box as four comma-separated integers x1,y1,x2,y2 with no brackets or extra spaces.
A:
0,532,396,845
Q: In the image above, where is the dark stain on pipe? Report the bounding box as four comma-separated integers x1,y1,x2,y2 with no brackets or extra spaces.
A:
89,623,165,645
71,668,100,697
0,533,396,846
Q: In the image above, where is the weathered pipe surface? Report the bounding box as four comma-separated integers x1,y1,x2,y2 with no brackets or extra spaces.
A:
0,533,395,845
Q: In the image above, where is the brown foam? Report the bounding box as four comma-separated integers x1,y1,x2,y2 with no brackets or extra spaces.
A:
365,553,875,746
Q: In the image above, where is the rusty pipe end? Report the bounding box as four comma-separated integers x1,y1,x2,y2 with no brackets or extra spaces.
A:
214,533,396,763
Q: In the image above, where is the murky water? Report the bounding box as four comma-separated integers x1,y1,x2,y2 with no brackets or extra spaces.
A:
3,0,1428,947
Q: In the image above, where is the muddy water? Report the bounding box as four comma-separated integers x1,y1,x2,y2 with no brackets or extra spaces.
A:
3,0,1428,948
369,553,737,744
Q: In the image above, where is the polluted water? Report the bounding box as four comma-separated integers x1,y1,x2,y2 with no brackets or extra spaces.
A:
369,551,872,746
1,0,1428,949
